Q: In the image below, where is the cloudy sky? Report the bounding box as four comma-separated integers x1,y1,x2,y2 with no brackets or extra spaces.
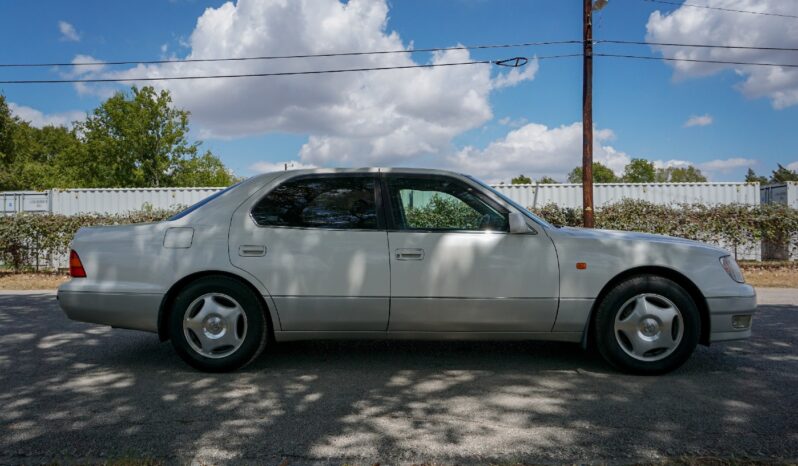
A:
1,0,796,183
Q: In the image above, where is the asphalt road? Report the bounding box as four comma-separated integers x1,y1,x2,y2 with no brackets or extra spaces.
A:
1,290,797,465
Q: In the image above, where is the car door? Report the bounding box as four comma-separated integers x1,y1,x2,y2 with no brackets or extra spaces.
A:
384,173,559,332
229,173,390,331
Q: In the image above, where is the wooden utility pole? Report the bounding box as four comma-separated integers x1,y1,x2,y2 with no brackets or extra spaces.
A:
582,0,595,228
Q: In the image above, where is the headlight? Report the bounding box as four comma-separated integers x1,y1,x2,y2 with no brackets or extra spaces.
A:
719,255,745,283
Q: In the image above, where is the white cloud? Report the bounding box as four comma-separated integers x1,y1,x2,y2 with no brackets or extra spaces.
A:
646,0,798,109
58,21,80,42
76,0,536,167
498,116,528,128
250,160,316,173
684,114,713,127
447,122,631,183
787,161,798,171
8,103,84,129
700,157,757,174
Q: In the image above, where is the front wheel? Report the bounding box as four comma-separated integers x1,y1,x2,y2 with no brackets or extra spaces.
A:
593,275,700,375
169,276,268,372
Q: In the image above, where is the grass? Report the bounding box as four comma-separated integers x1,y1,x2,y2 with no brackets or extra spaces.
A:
0,271,69,290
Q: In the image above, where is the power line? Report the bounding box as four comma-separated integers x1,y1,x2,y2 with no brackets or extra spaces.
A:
642,0,798,19
0,40,582,68
0,54,583,85
595,52,798,68
599,39,798,52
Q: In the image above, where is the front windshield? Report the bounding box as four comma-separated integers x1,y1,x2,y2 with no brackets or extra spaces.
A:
466,175,554,229
168,182,241,221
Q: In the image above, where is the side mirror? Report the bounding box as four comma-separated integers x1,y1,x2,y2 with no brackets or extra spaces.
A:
508,212,527,234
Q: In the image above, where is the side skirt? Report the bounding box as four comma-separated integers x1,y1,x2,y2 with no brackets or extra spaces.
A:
273,330,583,343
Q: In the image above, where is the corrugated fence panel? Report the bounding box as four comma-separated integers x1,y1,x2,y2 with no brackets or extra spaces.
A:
50,187,223,215
493,182,759,209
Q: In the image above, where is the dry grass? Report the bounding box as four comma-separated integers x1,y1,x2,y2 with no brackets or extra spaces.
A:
1,263,797,290
740,262,798,288
0,272,69,290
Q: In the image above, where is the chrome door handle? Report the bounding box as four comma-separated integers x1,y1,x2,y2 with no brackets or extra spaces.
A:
395,248,424,260
238,245,266,257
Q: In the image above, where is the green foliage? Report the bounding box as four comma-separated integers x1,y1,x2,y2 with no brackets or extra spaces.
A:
510,174,533,185
530,200,798,258
657,166,707,182
0,209,179,272
745,168,768,184
537,176,559,184
770,164,798,183
404,194,482,230
622,158,656,183
567,162,618,183
0,88,236,191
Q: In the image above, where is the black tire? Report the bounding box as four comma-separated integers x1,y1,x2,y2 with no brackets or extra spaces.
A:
593,275,700,375
169,275,268,372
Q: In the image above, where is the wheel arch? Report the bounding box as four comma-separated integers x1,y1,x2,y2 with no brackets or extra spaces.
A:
157,270,276,342
582,265,710,349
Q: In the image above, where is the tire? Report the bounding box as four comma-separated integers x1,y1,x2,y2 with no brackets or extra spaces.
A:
169,275,268,372
593,275,700,375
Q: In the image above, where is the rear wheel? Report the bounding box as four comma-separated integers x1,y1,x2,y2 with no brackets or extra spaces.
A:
169,276,268,372
593,275,700,375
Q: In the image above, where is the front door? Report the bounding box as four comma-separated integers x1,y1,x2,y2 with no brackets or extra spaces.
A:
230,174,390,331
384,174,559,332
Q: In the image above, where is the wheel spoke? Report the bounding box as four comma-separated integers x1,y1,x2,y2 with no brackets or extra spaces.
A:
613,293,684,362
181,292,248,359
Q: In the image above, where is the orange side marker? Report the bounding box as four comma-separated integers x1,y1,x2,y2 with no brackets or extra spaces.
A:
576,262,587,270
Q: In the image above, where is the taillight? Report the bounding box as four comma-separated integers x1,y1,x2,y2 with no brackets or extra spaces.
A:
69,250,87,278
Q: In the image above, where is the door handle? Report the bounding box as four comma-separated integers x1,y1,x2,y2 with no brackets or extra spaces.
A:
395,248,425,260
238,245,266,257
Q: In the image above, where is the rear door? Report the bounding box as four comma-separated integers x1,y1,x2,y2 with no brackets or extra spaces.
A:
230,173,390,331
383,173,559,332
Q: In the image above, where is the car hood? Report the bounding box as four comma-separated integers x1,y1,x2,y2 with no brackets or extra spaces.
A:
554,226,729,255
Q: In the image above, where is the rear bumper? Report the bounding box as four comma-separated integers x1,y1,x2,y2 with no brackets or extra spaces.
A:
57,290,162,333
706,293,757,342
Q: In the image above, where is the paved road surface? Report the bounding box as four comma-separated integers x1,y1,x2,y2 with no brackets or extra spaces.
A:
1,290,796,464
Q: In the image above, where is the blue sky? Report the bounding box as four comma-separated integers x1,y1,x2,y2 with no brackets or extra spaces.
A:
1,0,796,183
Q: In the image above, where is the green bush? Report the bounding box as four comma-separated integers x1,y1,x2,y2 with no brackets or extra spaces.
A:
405,195,483,230
531,199,798,258
0,209,178,272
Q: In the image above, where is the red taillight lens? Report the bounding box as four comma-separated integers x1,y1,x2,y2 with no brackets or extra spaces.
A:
69,250,86,278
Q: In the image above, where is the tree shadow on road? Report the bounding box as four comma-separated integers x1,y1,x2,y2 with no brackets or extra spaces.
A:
1,296,796,464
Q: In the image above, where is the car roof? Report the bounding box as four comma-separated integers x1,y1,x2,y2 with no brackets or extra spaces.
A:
248,167,466,181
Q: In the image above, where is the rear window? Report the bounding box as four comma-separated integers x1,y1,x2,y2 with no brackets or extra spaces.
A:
251,176,378,229
168,183,240,221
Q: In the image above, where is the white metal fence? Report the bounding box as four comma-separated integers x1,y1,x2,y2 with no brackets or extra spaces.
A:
2,182,762,216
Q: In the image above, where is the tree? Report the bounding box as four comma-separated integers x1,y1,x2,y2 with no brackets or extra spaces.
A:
745,168,768,184
663,166,707,182
567,162,618,183
622,158,656,183
538,176,559,184
511,174,533,185
770,164,798,183
74,86,236,188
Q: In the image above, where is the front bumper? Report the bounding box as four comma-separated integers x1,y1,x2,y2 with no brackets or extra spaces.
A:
706,292,757,342
58,290,162,333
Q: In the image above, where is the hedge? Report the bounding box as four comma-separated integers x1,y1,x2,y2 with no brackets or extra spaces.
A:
2,199,798,271
0,209,178,272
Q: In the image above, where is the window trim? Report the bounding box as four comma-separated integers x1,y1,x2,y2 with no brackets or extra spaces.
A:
381,173,512,234
248,173,386,231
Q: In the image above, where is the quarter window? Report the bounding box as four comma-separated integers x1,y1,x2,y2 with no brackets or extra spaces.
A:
251,176,378,229
386,176,508,231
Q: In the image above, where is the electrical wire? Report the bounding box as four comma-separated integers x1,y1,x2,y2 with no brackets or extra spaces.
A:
642,0,798,19
599,39,798,52
0,40,582,68
0,54,583,85
594,52,798,68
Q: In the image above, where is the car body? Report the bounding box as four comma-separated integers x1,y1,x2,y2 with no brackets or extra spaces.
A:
58,168,756,373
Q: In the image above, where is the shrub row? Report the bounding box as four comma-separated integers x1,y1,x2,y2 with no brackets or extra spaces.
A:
531,199,798,258
0,209,178,271
2,199,797,271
